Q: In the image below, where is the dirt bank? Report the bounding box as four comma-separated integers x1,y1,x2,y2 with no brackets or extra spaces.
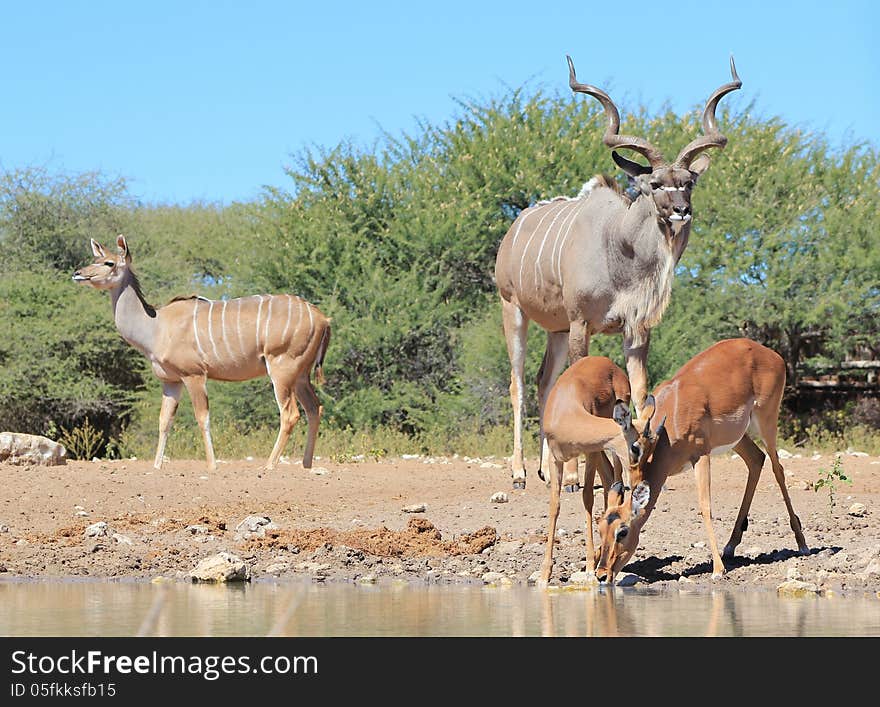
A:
1,451,879,595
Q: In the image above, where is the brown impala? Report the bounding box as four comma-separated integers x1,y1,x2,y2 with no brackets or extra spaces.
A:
595,338,810,584
495,56,741,490
73,235,331,471
537,355,640,584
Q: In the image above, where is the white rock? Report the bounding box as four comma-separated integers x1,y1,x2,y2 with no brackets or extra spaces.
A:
678,576,694,584
862,559,880,576
490,492,509,504
75,510,89,517
493,540,523,555
527,571,541,585
480,462,503,469
777,448,793,459
295,561,331,574
402,503,427,513
692,541,707,549
84,521,110,538
356,574,377,584
785,566,803,581
847,450,869,457
811,454,822,461
185,524,209,535
0,432,67,466
264,562,289,574
190,552,250,582
112,533,133,545
310,467,329,475
847,503,868,517
481,571,508,585
74,505,85,511
776,579,819,597
401,454,421,460
616,573,641,587
234,515,278,539
569,571,598,586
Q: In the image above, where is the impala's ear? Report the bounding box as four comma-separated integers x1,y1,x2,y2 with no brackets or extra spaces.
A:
608,480,625,507
90,238,107,259
690,153,711,178
116,234,129,260
612,400,632,430
652,415,667,441
631,481,650,518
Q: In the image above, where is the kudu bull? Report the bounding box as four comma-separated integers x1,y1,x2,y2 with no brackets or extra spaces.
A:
73,236,330,471
495,56,741,490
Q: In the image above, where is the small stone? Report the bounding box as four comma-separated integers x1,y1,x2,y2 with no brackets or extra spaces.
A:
692,541,706,549
185,524,209,535
481,571,507,585
84,521,110,538
74,505,85,511
75,511,89,517
356,574,377,584
847,450,869,457
402,503,427,514
556,528,568,537
234,515,277,539
112,533,133,545
777,448,794,459
0,524,9,533
785,566,803,581
490,492,509,504
493,540,523,555
527,571,541,585
310,467,329,475
678,576,694,584
616,573,641,587
862,559,880,577
189,552,250,583
776,579,820,597
480,461,503,469
569,571,598,586
264,562,289,574
295,561,331,575
848,503,868,517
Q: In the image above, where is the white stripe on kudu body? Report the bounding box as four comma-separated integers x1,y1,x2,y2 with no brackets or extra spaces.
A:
534,200,578,289
518,201,569,291
72,235,331,473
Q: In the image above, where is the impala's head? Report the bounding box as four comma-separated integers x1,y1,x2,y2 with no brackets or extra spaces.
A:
73,235,132,290
566,55,741,240
597,395,667,583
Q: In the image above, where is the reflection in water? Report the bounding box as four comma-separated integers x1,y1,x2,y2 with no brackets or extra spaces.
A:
0,581,878,637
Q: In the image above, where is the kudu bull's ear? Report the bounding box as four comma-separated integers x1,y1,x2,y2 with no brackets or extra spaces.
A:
631,481,650,518
689,153,711,178
612,400,632,430
612,150,652,178
90,238,107,259
116,234,130,260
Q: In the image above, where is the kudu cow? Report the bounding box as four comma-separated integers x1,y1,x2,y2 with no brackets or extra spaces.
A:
495,56,741,490
73,235,331,471
595,338,810,584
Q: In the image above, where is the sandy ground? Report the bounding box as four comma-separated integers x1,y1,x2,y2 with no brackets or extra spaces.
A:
1,451,879,595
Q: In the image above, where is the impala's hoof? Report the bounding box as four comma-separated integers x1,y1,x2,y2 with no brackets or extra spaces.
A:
512,480,526,490
563,484,581,493
536,469,546,483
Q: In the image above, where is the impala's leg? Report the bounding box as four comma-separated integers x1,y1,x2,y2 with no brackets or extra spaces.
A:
723,435,765,559
623,332,650,415
294,376,322,469
538,458,565,584
694,455,725,578
183,376,217,472
596,452,618,510
265,362,301,470
537,330,571,486
759,412,809,554
582,453,599,573
153,381,183,469
501,298,529,489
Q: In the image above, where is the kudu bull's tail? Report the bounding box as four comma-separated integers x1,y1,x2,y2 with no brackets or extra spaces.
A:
313,320,331,385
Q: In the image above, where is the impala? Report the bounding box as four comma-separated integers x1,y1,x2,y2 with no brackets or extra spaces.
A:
595,338,809,584
495,56,741,490
538,355,654,583
73,235,331,471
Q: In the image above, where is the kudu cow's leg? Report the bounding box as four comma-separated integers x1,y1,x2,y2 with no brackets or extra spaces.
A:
623,334,650,414
183,376,217,471
294,377,322,469
266,366,302,471
723,435,765,558
501,299,529,489
153,381,183,469
757,407,809,554
537,331,571,485
538,459,565,584
694,455,726,578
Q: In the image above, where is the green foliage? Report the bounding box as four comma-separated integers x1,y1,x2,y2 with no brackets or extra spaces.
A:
1,86,877,458
813,455,852,513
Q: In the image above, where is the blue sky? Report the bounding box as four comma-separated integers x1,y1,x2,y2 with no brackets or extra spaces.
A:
1,0,876,205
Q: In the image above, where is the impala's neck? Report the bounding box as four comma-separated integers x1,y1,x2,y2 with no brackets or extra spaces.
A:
110,270,158,357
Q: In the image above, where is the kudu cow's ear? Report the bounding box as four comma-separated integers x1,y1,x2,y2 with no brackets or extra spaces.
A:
631,481,650,518
90,238,107,259
689,153,711,178
612,400,632,430
612,150,652,178
116,234,130,260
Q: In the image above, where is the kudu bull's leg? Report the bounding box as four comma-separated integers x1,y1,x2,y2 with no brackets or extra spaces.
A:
538,459,565,584
294,377,322,469
153,381,183,469
537,331,570,485
183,376,217,471
758,408,810,554
723,435,765,559
694,455,726,578
266,379,301,471
623,334,650,414
501,299,529,489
